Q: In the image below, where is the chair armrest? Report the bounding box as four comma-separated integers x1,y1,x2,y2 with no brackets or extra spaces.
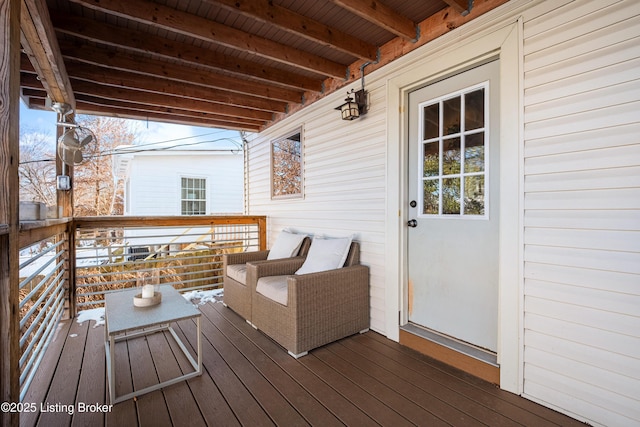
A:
223,250,270,267
247,256,306,283
288,265,370,312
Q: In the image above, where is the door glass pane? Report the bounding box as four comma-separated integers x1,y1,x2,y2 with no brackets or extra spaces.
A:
464,175,485,215
416,82,488,217
423,103,439,140
423,142,439,177
443,138,460,175
465,89,484,131
443,96,460,135
442,177,460,214
465,133,484,173
423,179,439,214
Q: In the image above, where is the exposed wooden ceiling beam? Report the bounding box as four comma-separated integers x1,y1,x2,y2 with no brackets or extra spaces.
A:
22,86,264,130
331,0,417,41
75,101,262,131
205,0,377,61
21,87,46,98
52,14,323,93
19,52,36,72
69,79,274,121
66,61,287,113
58,40,303,104
76,95,265,128
20,71,49,89
442,0,472,15
20,0,75,107
70,0,347,78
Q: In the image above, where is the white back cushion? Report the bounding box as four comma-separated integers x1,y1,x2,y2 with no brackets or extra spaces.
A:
295,236,352,275
267,230,307,260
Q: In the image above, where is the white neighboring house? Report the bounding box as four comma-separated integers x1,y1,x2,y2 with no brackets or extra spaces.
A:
114,143,243,216
112,142,244,254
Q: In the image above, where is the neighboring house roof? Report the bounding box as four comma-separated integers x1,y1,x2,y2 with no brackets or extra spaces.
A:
112,140,243,179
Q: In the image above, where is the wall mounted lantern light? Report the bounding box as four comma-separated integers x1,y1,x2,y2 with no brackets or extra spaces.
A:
335,60,376,121
335,89,367,121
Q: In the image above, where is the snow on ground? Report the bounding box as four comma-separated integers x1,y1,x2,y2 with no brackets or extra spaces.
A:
20,247,109,278
76,307,105,328
182,288,224,305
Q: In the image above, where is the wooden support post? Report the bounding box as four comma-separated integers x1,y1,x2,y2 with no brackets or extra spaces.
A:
258,216,267,251
0,0,22,425
56,114,74,218
56,114,75,318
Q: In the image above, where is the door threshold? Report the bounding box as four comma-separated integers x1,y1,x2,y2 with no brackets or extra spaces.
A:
400,323,500,384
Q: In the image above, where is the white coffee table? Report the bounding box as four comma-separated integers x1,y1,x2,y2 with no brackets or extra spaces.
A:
104,284,202,404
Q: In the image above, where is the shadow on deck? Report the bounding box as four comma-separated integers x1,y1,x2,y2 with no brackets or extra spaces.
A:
21,301,583,426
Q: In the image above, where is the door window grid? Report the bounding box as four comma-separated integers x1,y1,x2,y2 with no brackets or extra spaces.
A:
418,82,488,217
181,177,206,215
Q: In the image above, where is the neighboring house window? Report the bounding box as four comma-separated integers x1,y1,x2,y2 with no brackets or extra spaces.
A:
419,83,488,216
181,177,206,215
271,127,303,199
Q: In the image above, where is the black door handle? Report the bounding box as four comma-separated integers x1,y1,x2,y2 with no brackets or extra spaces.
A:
407,219,417,228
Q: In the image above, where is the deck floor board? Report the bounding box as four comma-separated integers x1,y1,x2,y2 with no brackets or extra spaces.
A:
72,318,106,427
211,301,378,426
21,300,585,427
36,319,88,427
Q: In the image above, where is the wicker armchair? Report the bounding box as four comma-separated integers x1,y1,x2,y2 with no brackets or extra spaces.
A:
222,237,310,322
249,242,369,358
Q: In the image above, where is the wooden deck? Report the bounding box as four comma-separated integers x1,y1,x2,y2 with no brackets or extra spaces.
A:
21,301,584,427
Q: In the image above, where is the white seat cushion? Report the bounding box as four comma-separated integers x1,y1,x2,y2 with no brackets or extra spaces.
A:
226,264,247,284
256,275,289,306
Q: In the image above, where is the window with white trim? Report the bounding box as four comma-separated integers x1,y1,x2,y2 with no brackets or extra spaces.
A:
181,177,206,215
271,127,303,199
419,83,488,216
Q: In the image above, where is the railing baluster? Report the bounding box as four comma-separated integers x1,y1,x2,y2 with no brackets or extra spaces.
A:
17,215,266,401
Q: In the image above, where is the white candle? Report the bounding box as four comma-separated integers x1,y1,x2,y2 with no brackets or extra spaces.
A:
142,284,155,298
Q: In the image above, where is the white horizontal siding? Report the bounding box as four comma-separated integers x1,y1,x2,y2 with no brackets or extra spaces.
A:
525,122,640,158
244,0,640,424
525,209,640,230
524,362,639,426
522,1,640,425
246,80,388,334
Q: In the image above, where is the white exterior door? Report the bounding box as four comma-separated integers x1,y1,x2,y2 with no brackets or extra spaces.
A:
407,60,500,352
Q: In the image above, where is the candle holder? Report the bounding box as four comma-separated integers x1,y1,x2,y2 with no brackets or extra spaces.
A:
134,270,162,307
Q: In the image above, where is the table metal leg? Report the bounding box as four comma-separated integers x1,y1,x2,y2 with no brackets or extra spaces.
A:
197,316,202,374
107,317,203,404
109,335,115,403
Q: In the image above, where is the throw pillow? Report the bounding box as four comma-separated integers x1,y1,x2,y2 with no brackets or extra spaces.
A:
267,230,307,260
295,235,353,275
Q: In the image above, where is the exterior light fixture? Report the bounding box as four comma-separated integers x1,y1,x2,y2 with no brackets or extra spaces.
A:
335,90,358,120
335,60,376,121
335,88,368,121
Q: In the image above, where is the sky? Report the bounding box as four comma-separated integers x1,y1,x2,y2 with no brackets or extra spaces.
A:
19,101,245,153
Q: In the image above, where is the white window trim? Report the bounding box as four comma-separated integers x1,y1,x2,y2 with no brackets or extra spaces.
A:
180,175,208,215
270,126,304,200
417,81,490,220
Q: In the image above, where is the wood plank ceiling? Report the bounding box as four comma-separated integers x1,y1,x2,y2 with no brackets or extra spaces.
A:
19,0,494,132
